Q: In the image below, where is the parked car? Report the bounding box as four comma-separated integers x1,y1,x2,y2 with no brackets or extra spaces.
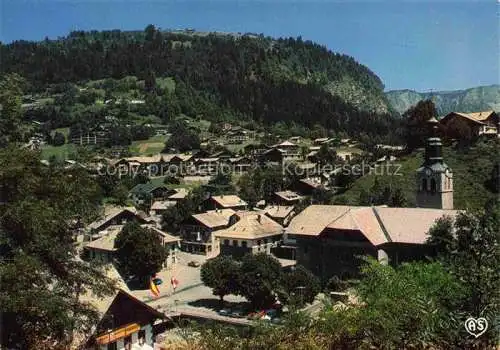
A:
218,308,231,316
247,311,265,320
188,261,200,267
230,308,246,318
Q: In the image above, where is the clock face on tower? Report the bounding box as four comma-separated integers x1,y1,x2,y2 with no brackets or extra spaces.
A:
425,168,432,177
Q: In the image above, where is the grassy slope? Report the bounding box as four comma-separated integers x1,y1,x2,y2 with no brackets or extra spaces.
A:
40,143,76,160
129,135,168,155
340,140,498,210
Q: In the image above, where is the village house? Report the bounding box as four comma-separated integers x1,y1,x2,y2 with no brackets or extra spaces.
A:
313,137,330,145
272,190,304,205
228,156,253,174
226,129,250,144
375,144,405,152
214,211,284,258
84,224,180,266
259,147,285,165
286,205,459,283
76,267,165,350
129,183,173,205
167,188,189,202
70,131,108,146
180,209,236,255
336,150,360,162
243,143,270,158
439,110,499,138
292,178,325,196
195,157,220,175
263,205,295,226
271,140,301,162
210,149,236,159
123,154,194,174
149,200,177,216
306,150,320,163
87,207,147,237
207,194,248,211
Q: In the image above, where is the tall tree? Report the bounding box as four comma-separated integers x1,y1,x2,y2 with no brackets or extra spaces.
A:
281,265,320,307
0,147,114,349
114,222,168,284
200,256,241,306
403,99,438,151
0,74,24,146
238,253,283,309
427,207,500,322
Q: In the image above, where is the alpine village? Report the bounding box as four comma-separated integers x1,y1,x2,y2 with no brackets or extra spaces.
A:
1,23,499,350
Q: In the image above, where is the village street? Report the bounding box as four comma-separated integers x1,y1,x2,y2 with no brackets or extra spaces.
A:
129,251,246,315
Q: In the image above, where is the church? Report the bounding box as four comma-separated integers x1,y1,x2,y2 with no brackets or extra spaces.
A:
285,118,459,283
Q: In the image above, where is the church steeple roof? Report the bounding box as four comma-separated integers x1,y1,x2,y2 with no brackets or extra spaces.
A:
423,117,443,166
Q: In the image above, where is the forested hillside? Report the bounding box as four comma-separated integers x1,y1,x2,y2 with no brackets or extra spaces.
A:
0,26,399,140
386,84,500,116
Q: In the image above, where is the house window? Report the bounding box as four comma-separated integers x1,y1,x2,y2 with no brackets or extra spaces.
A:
242,241,247,248
421,178,427,191
264,238,268,244
233,240,238,247
224,239,229,246
303,244,308,254
430,178,437,193
107,343,117,350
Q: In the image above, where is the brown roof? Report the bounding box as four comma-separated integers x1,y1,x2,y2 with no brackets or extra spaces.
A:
459,111,495,122
274,190,303,201
441,111,496,125
196,157,220,163
272,140,297,148
286,205,351,236
264,205,294,219
192,209,236,228
88,206,138,231
299,178,323,189
85,225,122,251
85,224,180,251
287,205,459,246
373,207,459,244
350,207,388,246
168,188,189,199
125,153,192,164
143,225,181,244
211,195,247,208
214,211,283,240
151,200,177,210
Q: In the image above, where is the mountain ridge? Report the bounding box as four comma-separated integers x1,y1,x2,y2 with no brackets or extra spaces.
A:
386,84,500,115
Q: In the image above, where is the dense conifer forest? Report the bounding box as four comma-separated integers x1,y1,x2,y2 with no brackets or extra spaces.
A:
0,26,401,142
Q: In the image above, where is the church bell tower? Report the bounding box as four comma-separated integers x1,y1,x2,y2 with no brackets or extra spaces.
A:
416,117,454,209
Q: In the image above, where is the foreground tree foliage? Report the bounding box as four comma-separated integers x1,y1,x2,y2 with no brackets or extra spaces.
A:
0,74,24,146
115,221,168,284
0,147,115,349
427,205,500,329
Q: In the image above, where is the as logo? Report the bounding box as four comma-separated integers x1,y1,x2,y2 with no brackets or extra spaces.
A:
464,317,488,338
